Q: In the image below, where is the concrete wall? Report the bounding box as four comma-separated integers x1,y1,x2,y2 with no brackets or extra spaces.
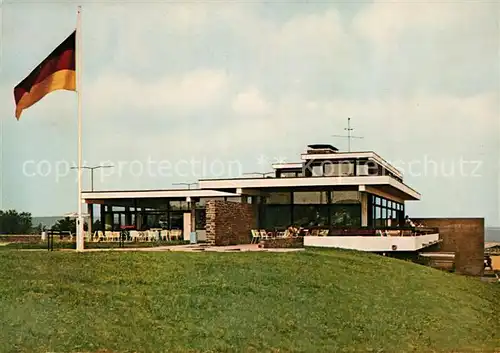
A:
304,233,439,252
414,218,484,276
205,200,256,246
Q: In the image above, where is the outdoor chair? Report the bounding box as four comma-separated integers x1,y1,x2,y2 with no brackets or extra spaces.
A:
170,230,182,241
259,230,270,240
130,230,140,242
147,230,159,241
106,232,118,242
250,229,260,243
160,230,170,241
319,229,329,236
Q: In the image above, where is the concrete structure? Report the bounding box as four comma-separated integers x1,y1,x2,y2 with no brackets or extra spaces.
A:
81,144,484,270
83,144,424,246
413,218,485,276
304,233,439,252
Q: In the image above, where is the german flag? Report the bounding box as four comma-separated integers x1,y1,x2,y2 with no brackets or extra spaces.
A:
14,30,76,120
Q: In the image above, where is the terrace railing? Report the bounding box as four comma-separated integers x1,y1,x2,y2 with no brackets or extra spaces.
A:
264,226,439,237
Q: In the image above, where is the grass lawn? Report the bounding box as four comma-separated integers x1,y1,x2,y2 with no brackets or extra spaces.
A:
0,249,498,353
0,240,189,250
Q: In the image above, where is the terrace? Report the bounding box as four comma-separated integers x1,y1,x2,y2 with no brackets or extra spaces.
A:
251,224,440,252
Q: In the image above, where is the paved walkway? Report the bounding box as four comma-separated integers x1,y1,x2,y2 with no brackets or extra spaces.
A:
68,244,304,253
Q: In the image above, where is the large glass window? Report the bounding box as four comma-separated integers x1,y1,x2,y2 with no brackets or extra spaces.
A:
312,165,323,177
258,191,363,229
260,205,292,228
196,198,207,209
293,191,328,204
324,162,354,177
369,194,404,227
169,212,183,229
195,209,206,230
330,205,361,227
170,201,189,211
357,163,369,176
266,192,291,204
293,205,329,227
331,191,360,204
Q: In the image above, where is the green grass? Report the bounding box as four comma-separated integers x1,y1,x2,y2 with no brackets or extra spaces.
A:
0,240,189,250
0,249,498,353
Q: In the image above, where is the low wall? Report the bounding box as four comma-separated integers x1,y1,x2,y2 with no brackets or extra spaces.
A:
414,218,484,276
260,237,304,249
304,233,439,252
418,253,455,272
205,200,256,246
0,235,41,243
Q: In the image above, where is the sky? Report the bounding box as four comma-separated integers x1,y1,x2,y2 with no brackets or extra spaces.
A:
0,0,499,225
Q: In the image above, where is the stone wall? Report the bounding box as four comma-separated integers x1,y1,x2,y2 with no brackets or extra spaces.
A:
205,200,256,246
414,218,484,276
0,235,41,243
259,237,304,249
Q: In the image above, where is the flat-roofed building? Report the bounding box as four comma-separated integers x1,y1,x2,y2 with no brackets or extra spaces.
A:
82,144,438,252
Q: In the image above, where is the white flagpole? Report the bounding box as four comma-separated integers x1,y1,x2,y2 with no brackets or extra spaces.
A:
76,5,84,252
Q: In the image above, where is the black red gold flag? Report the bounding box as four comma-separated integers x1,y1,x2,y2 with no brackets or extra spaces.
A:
14,30,76,119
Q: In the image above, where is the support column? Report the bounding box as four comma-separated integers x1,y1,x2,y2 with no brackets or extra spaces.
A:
100,204,105,233
361,192,368,227
87,203,93,241
187,197,196,243
125,206,131,226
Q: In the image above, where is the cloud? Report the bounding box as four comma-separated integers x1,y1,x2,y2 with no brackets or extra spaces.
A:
87,69,231,117
270,9,346,60
353,1,496,48
231,87,271,117
351,1,500,97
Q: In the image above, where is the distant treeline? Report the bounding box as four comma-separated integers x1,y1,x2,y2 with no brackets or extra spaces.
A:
0,209,99,235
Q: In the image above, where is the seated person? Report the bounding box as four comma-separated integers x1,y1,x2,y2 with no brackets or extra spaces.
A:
484,255,493,270
405,215,417,228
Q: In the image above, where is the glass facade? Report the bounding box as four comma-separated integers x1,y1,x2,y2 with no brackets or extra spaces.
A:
368,194,404,227
102,197,218,231
97,190,405,233
259,191,361,229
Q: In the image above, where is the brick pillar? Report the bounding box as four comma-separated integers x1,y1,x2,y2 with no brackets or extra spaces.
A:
206,200,216,245
205,200,255,246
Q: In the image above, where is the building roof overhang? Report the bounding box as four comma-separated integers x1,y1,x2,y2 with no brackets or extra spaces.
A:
81,189,240,201
198,175,420,200
271,162,303,170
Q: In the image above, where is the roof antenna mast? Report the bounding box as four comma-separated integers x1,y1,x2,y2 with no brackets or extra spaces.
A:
332,117,364,152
